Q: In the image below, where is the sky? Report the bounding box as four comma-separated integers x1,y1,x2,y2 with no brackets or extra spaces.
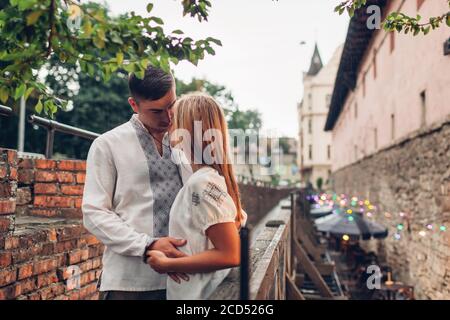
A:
100,0,350,137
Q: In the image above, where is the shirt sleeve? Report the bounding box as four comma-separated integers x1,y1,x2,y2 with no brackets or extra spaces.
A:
82,138,156,257
190,177,237,235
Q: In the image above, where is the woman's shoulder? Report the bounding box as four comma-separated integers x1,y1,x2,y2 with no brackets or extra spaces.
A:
186,167,226,192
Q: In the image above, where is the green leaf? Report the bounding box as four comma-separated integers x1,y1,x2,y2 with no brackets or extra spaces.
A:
446,14,450,27
14,83,26,100
26,10,44,26
116,51,124,65
172,29,184,35
24,87,34,101
35,99,43,114
146,3,153,13
0,87,8,104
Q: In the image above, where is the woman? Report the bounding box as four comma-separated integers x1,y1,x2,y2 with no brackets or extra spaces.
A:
146,92,247,300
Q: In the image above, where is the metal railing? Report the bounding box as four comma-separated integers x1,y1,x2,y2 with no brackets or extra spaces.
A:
0,105,13,117
28,115,100,159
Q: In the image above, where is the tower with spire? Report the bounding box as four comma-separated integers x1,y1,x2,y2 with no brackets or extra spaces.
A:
297,43,343,189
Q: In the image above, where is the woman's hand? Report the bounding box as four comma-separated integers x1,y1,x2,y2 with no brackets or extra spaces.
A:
146,250,190,284
147,250,170,273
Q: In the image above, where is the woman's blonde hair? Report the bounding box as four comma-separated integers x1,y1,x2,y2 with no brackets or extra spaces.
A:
172,92,244,226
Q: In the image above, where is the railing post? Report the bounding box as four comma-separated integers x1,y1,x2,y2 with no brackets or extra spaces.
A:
240,226,250,300
45,128,55,159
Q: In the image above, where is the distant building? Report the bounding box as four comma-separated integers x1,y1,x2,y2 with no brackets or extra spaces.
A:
297,43,343,189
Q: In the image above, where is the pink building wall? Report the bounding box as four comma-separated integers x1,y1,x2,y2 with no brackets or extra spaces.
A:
332,0,450,171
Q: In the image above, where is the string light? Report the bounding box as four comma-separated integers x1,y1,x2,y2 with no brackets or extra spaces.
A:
342,234,350,241
310,192,448,236
348,216,354,222
394,233,401,240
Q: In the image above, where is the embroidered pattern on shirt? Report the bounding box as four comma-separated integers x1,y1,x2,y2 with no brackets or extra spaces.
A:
202,182,226,207
130,115,183,237
192,192,200,206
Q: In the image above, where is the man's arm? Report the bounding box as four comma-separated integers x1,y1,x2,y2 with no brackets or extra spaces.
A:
82,138,155,257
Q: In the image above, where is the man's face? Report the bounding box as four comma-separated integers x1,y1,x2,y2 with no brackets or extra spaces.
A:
128,85,176,133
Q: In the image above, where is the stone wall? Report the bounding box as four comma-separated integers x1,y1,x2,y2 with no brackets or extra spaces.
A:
332,118,450,299
0,147,290,300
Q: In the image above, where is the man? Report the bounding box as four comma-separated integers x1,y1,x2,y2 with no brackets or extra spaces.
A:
82,66,191,300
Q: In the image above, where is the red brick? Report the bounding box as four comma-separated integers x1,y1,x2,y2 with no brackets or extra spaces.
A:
0,268,17,287
74,198,83,209
79,282,97,300
68,250,82,264
17,263,34,280
0,200,16,215
34,196,73,208
16,278,37,295
0,183,12,198
0,217,11,232
4,236,19,250
84,234,100,246
76,172,86,184
54,239,77,254
92,257,102,269
59,208,82,219
67,290,80,300
61,185,84,196
9,167,17,180
35,159,56,170
56,172,75,183
35,171,57,182
30,209,58,217
0,251,12,268
33,258,58,275
12,246,42,264
48,229,57,242
0,166,6,179
34,183,58,194
39,283,65,300
7,150,17,165
57,161,76,171
0,284,20,300
18,159,34,169
18,169,34,184
56,225,83,241
74,161,86,171
37,271,58,288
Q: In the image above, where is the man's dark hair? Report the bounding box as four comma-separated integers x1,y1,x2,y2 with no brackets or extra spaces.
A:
128,65,174,102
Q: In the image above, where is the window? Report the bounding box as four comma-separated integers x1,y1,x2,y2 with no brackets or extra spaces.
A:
390,32,395,53
308,145,313,160
354,103,358,119
308,93,312,110
308,119,312,134
420,90,426,127
326,94,332,108
391,114,396,140
327,145,331,160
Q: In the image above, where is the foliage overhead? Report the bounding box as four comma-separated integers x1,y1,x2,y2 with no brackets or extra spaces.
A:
335,0,450,35
0,0,219,117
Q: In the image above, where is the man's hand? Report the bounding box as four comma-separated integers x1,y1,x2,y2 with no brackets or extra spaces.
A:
146,237,190,283
149,237,188,258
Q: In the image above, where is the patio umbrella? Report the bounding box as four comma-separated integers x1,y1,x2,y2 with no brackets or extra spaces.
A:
310,205,334,218
315,210,388,240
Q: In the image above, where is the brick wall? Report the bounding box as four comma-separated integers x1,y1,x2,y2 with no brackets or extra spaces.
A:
0,149,103,300
0,147,289,300
332,119,450,299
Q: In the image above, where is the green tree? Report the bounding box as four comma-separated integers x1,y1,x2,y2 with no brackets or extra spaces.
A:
335,0,450,35
0,0,218,116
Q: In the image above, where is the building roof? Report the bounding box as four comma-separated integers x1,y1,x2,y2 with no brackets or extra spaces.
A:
306,43,323,76
324,0,387,131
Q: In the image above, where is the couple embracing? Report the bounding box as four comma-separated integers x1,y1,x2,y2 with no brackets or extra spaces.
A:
82,65,247,300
